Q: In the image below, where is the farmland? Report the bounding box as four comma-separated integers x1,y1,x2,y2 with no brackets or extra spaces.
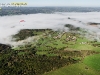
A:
0,26,100,75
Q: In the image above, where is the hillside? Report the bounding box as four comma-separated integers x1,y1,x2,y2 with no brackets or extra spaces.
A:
0,28,100,75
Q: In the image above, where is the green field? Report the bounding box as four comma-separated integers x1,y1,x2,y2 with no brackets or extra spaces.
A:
43,63,100,75
43,54,100,75
84,54,100,70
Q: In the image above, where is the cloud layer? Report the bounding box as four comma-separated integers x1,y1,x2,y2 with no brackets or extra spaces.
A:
0,12,100,46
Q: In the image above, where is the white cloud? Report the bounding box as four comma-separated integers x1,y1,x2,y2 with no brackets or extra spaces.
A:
0,12,100,46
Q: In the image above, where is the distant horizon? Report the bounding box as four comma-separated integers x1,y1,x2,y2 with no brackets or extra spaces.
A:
0,0,100,7
1,6,100,8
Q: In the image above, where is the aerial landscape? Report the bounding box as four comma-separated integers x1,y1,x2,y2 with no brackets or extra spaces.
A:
0,0,100,75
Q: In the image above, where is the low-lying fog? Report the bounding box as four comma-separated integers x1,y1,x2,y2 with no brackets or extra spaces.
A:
0,12,100,46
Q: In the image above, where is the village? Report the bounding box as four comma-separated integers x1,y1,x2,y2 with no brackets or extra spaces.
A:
12,28,100,57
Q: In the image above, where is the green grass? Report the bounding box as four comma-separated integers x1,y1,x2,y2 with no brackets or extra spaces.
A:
93,47,100,52
67,38,100,51
36,51,48,55
71,44,94,50
83,54,100,70
70,38,90,50
18,52,27,55
43,63,100,75
47,53,57,56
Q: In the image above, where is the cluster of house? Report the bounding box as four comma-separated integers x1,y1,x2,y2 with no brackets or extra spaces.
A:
66,36,77,42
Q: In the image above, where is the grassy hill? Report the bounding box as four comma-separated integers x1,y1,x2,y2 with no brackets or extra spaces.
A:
43,63,100,75
0,28,100,75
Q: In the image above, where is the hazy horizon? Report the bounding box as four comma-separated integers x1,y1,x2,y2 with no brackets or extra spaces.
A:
0,0,100,7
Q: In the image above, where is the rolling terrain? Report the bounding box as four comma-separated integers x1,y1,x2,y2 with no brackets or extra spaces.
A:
0,26,100,75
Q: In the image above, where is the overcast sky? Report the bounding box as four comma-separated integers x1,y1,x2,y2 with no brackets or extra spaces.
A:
0,0,100,7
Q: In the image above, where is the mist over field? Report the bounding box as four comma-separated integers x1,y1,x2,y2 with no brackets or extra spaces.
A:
0,12,100,46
